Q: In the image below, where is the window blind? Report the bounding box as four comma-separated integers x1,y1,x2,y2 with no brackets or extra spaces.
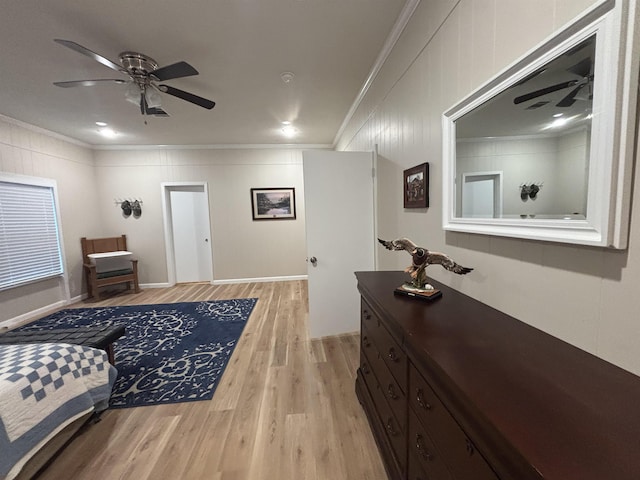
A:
0,179,63,291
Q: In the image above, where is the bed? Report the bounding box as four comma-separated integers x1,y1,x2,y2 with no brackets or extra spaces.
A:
0,342,117,480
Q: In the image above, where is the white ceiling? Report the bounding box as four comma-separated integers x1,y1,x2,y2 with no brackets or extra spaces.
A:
0,0,406,147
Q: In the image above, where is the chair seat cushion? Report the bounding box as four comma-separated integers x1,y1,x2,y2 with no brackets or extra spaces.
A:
97,268,133,279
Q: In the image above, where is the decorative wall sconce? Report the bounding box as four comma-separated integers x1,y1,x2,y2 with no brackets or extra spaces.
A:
115,198,143,217
519,183,543,200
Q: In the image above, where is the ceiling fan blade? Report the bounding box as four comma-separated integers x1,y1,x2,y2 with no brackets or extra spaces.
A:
53,79,127,88
514,80,579,104
556,83,585,107
158,85,215,109
152,61,199,81
54,39,125,73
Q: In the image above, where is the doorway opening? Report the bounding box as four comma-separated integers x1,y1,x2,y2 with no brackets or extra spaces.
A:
161,182,214,285
461,172,503,218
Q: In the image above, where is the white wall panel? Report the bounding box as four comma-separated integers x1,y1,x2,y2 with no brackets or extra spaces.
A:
93,148,307,283
336,0,640,375
0,117,99,322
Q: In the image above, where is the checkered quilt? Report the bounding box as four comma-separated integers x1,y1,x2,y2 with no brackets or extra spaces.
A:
0,343,117,480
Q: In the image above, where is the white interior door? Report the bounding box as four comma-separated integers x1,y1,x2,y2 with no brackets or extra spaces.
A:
462,172,502,218
303,150,375,338
166,185,213,283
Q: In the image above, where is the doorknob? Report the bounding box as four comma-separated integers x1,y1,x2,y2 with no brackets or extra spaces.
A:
309,256,317,267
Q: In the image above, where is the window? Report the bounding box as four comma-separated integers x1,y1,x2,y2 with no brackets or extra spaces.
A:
0,175,64,291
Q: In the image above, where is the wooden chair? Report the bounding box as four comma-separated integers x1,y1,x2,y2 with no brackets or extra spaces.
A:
81,235,140,300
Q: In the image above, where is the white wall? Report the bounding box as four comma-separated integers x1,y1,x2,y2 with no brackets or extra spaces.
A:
92,148,308,284
456,129,588,217
0,116,309,323
0,116,102,322
336,0,640,376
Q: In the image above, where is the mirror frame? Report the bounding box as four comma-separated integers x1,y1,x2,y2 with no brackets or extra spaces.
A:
442,0,639,248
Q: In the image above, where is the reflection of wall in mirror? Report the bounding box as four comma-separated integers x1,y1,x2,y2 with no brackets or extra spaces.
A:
455,128,588,218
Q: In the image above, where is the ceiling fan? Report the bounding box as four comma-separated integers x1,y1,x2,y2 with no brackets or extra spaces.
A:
513,56,593,109
53,39,215,116
513,35,595,111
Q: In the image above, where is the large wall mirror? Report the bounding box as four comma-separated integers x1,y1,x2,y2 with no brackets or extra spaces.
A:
442,0,639,248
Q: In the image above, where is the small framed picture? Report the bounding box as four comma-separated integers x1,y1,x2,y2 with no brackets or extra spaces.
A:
251,187,296,220
403,163,429,208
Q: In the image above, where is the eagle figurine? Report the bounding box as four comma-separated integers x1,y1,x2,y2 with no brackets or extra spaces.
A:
378,237,473,290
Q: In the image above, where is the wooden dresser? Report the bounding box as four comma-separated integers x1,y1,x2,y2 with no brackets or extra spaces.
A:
355,271,640,480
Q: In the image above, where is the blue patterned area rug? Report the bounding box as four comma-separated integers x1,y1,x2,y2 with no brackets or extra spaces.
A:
16,299,257,408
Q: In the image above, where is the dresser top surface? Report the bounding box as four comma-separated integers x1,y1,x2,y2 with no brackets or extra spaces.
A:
356,270,640,480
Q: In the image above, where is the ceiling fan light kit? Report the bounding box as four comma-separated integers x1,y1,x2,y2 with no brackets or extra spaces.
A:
144,86,162,109
53,39,215,117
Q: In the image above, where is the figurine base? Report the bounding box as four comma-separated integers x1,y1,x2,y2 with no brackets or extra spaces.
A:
394,284,442,302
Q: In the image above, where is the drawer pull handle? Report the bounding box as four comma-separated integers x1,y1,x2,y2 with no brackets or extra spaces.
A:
415,434,433,461
388,347,399,362
416,388,432,410
387,384,398,399
465,438,475,456
363,336,370,348
363,309,372,320
386,418,398,436
361,363,370,374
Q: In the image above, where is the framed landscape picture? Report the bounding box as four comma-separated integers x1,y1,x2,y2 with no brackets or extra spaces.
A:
403,162,429,208
251,187,296,220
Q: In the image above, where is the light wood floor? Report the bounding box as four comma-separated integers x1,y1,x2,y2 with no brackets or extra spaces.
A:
35,281,387,480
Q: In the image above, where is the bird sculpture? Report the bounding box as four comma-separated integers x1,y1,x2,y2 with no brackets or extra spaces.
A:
378,237,473,290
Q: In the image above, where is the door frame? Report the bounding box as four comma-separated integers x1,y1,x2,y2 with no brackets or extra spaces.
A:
461,171,503,218
161,182,214,286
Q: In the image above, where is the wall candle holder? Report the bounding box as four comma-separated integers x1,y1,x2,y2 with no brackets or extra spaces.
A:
115,198,143,217
519,183,543,200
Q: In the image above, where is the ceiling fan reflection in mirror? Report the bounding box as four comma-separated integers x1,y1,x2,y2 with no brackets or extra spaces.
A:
513,36,594,110
53,39,215,116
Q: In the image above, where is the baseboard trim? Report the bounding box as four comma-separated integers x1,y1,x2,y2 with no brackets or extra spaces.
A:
213,275,308,285
140,282,172,289
69,294,84,304
1,300,68,331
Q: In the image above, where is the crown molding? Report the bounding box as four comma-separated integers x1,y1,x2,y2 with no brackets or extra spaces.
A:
0,114,91,148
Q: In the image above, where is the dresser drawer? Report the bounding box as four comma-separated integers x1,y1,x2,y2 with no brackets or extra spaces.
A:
361,300,376,331
371,347,406,431
408,409,453,480
361,326,406,432
370,375,407,475
359,351,377,396
407,451,428,480
361,302,406,392
361,321,378,367
409,364,499,480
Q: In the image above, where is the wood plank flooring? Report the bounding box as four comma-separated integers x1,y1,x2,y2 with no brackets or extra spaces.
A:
35,281,387,480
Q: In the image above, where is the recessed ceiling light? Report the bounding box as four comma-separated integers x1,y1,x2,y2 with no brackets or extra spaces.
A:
98,127,117,138
552,113,563,118
281,122,297,137
95,121,108,127
545,117,568,130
